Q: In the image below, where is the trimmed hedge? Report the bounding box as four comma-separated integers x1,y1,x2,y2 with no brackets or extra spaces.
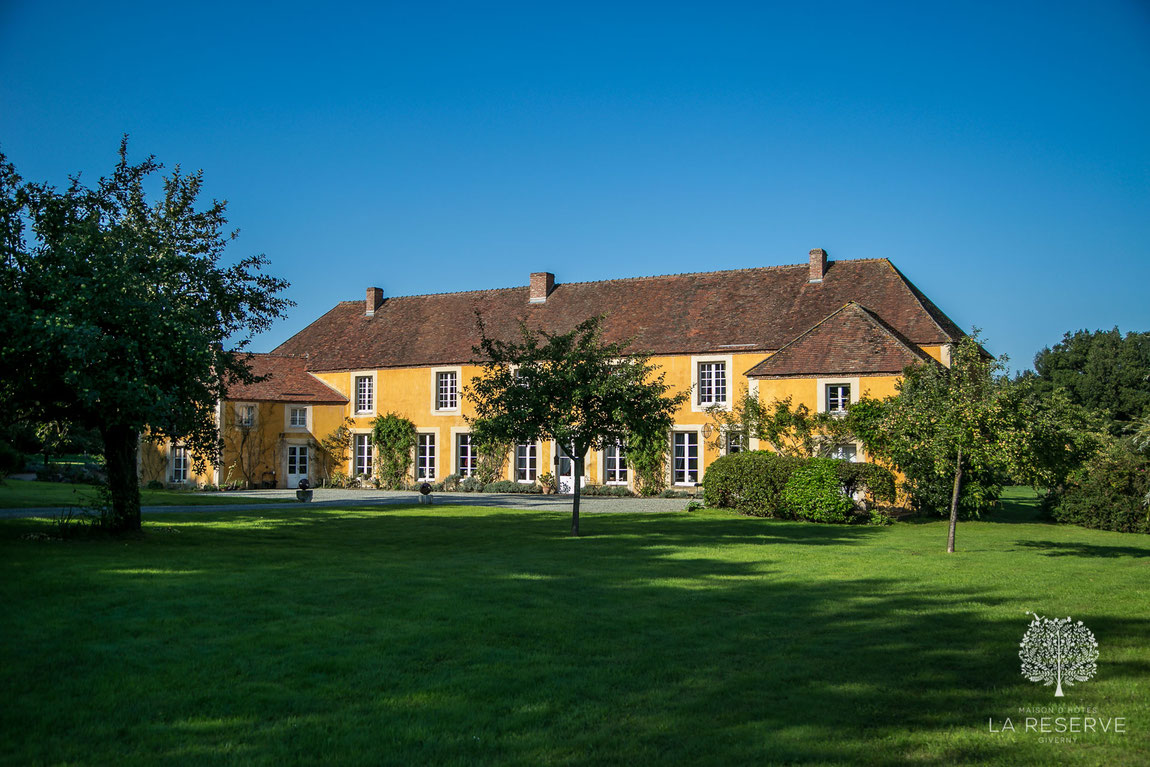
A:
580,484,635,497
483,480,543,494
836,461,897,506
702,451,805,517
784,458,855,523
703,450,897,521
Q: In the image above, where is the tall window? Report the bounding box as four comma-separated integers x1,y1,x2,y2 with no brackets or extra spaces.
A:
673,431,699,485
436,371,458,410
698,362,727,405
171,445,188,482
457,433,476,477
826,384,850,414
605,444,628,484
289,407,307,427
724,431,743,455
354,434,373,477
417,434,436,481
288,445,309,477
237,404,255,427
355,375,374,414
516,442,537,482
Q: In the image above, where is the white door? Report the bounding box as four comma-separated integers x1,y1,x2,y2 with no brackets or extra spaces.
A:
556,445,585,494
287,445,309,488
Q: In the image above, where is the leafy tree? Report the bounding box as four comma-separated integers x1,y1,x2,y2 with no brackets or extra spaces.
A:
858,334,1011,552
466,315,688,535
370,413,417,489
0,141,291,530
1032,328,1150,430
706,388,857,457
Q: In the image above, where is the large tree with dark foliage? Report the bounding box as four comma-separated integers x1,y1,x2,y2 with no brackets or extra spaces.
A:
0,141,291,531
1033,328,1150,431
466,315,687,536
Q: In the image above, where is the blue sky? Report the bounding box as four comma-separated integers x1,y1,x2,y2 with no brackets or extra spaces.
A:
2,0,1147,371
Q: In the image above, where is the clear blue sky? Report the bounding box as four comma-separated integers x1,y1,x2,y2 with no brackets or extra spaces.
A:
2,1,1147,371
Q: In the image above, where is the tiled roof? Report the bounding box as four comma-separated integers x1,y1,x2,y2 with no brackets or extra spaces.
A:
744,302,936,378
273,258,964,371
224,354,348,404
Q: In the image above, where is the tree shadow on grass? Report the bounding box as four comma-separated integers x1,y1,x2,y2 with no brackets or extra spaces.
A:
1014,540,1150,558
3,509,1148,766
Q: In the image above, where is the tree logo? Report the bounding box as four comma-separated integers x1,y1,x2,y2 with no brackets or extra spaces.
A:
1019,613,1099,697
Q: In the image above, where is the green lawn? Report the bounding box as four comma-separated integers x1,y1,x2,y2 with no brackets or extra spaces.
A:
0,480,283,508
1,489,1146,766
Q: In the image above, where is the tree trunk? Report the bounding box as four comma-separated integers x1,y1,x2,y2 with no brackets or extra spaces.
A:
571,453,582,537
102,424,142,532
946,445,963,554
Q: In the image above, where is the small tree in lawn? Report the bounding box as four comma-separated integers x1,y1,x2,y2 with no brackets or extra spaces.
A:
861,333,1010,553
466,315,688,536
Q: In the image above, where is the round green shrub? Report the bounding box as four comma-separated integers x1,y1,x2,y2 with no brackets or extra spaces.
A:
783,458,855,523
702,451,804,517
1047,439,1149,534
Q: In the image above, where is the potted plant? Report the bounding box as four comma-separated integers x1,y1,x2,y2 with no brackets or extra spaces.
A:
539,472,557,495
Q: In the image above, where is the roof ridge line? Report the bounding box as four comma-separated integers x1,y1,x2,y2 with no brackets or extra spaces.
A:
336,257,889,303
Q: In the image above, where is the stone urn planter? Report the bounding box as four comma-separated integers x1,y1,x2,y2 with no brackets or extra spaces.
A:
296,478,313,502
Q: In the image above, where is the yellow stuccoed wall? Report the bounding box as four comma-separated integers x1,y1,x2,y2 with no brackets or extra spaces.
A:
309,350,894,486
141,343,939,489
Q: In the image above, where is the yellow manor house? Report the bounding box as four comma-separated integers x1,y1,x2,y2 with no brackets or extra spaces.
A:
141,249,964,491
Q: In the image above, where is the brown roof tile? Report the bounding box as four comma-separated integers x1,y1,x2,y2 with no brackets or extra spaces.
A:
745,302,936,378
273,258,964,370
225,354,348,404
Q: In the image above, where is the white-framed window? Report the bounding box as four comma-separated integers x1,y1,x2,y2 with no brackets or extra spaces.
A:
604,443,628,485
456,433,476,477
672,431,699,485
287,445,309,476
515,442,537,482
437,371,458,410
236,403,256,427
288,406,308,428
724,431,743,455
171,445,189,482
416,433,436,481
826,384,851,414
697,361,727,405
354,375,374,414
354,434,373,478
831,443,858,462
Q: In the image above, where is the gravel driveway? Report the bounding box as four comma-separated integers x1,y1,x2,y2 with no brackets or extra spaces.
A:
0,488,699,519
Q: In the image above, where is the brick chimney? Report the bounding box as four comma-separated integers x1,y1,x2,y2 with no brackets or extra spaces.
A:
808,248,827,283
529,272,555,303
366,286,384,316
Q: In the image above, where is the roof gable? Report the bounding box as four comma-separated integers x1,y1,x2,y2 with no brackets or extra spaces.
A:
273,257,964,371
744,301,935,378
224,354,348,404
